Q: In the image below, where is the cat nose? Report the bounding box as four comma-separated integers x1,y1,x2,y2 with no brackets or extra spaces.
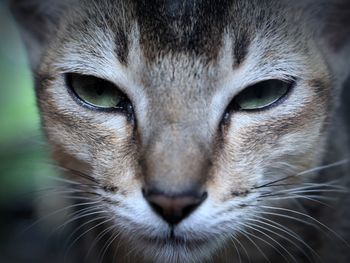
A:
142,188,208,225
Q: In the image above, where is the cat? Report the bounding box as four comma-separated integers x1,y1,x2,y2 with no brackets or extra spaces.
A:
10,0,350,262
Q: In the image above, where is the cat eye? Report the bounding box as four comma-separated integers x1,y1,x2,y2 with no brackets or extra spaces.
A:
66,73,133,114
233,79,293,111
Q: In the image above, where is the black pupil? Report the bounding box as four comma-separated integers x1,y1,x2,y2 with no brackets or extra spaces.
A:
254,87,264,99
95,86,104,96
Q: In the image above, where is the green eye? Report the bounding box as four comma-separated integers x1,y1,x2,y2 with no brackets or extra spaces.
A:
234,80,292,111
67,74,128,110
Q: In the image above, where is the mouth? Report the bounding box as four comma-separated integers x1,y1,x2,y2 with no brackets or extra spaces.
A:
138,228,211,249
142,236,209,249
129,224,229,263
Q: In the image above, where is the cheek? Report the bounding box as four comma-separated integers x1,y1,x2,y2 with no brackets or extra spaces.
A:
40,83,142,196
92,130,141,193
209,108,327,201
40,94,139,187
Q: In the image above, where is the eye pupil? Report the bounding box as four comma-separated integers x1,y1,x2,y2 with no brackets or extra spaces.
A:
255,88,264,99
96,86,104,96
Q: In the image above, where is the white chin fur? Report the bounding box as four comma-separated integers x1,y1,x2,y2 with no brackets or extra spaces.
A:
107,195,250,263
117,230,223,263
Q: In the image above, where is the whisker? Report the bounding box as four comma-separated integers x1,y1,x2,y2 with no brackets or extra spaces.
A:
236,227,271,263
63,167,100,184
271,188,348,195
253,175,295,190
229,236,242,263
230,234,251,263
260,191,338,200
258,210,320,229
31,188,101,201
64,207,107,244
294,181,347,189
252,214,321,262
254,159,349,189
261,205,350,248
64,217,113,261
273,183,347,193
296,159,349,177
56,213,107,253
9,182,99,204
246,218,315,263
98,229,121,263
54,207,105,234
86,224,116,261
38,173,99,188
22,200,103,234
254,181,347,190
244,222,296,263
44,163,100,186
262,194,336,208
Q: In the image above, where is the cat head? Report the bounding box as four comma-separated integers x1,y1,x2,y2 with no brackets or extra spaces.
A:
11,0,350,261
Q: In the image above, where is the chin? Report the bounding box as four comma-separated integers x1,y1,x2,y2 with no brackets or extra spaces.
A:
125,234,222,263
112,216,227,263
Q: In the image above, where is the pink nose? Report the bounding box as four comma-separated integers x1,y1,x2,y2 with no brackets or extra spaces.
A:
143,189,207,225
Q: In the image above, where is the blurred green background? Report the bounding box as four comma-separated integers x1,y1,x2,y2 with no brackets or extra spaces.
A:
0,3,66,262
0,1,54,207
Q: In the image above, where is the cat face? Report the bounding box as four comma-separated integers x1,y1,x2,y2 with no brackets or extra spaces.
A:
11,0,349,262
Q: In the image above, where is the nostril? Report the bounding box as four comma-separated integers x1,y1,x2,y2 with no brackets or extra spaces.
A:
143,189,207,225
182,191,207,218
148,201,163,218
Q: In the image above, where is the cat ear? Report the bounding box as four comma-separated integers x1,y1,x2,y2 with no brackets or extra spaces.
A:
288,0,350,86
9,0,70,70
318,0,350,86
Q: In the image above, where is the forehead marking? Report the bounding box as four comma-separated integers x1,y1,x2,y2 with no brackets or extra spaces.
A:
134,0,232,62
233,31,251,68
114,29,129,66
